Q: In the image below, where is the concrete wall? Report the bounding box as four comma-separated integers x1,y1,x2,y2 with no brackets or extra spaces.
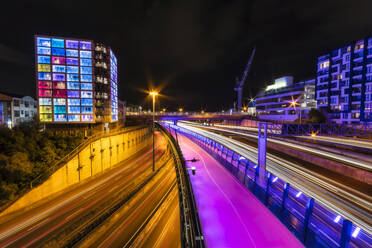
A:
1,127,152,216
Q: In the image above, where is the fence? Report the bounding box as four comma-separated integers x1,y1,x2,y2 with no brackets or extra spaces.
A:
166,124,372,248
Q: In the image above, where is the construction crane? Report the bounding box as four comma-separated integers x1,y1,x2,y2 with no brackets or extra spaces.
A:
234,47,256,112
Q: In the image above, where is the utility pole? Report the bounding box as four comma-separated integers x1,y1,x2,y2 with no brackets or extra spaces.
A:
150,91,158,172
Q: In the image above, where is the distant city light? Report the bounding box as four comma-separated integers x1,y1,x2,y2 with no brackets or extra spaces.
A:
352,227,361,238
296,191,302,198
334,215,341,223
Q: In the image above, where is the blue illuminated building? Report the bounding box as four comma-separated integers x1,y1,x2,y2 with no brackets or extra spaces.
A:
316,36,372,124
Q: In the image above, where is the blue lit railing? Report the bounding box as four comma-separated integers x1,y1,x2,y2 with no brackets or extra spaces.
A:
164,123,372,248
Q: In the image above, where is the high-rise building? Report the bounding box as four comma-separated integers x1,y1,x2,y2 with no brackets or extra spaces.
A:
256,76,316,122
35,35,118,124
316,36,372,124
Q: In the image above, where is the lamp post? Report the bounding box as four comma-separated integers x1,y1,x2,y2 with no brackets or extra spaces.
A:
290,100,301,124
149,91,158,172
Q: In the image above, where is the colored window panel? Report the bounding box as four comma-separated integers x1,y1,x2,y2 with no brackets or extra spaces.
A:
52,48,65,56
52,65,66,73
37,47,51,55
53,73,65,81
80,51,92,58
39,98,52,105
54,114,67,122
68,115,80,122
39,89,52,97
112,115,118,121
81,91,93,98
52,56,66,64
81,106,93,113
66,66,79,73
54,106,66,114
53,82,66,89
80,58,92,66
67,82,80,90
68,106,80,113
66,40,79,49
66,58,79,65
37,37,51,47
68,90,80,98
68,99,80,106
38,56,51,64
53,90,67,97
67,74,79,82
82,115,93,122
80,66,92,74
40,114,52,122
81,83,92,90
66,49,78,57
81,98,93,106
40,106,52,113
38,64,51,72
80,41,92,50
38,81,52,89
38,72,51,80
53,98,66,105
81,74,92,82
51,38,64,48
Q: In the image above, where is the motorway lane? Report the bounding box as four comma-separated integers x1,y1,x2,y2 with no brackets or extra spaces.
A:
0,132,168,248
177,132,303,248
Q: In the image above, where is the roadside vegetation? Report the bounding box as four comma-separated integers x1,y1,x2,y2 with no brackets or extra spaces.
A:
0,120,83,206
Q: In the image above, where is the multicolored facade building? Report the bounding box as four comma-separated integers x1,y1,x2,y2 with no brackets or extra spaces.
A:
35,35,118,124
316,36,372,124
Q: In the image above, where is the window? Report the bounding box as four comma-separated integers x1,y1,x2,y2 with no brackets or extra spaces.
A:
39,98,52,105
68,99,80,105
52,65,66,73
38,72,51,80
367,66,372,74
66,49,78,57
67,82,80,89
67,74,79,81
24,101,29,107
51,38,64,48
39,89,52,97
81,91,93,98
39,106,52,113
66,58,79,65
52,56,66,64
53,98,66,105
68,106,80,113
40,114,52,122
25,111,29,117
68,90,80,98
81,83,92,90
66,40,79,49
38,56,51,64
80,51,92,58
81,106,93,113
81,74,92,82
53,82,65,89
38,81,52,89
68,114,80,122
37,37,51,47
37,47,51,55
80,41,92,50
82,114,93,122
67,66,79,73
320,60,330,69
80,58,92,66
53,90,67,97
13,100,20,106
38,64,51,72
54,106,66,113
52,48,65,56
81,98,93,106
54,114,66,122
80,66,92,74
53,73,65,81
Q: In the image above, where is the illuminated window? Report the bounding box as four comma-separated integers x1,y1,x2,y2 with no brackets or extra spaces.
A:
81,83,92,90
54,114,66,122
337,74,343,80
53,90,67,98
40,106,52,113
80,66,92,74
80,58,92,66
39,98,52,105
81,91,93,98
38,56,51,64
68,114,80,122
68,106,80,113
66,58,79,65
66,40,79,49
53,98,66,105
52,65,66,73
66,49,78,57
53,73,66,81
320,60,330,69
68,99,80,105
38,72,51,80
51,38,64,48
81,98,93,106
80,41,92,50
81,74,92,82
40,114,52,122
80,51,92,58
38,64,51,72
67,82,80,90
67,66,79,73
37,37,51,47
68,90,80,98
38,81,52,89
67,74,79,81
82,115,93,122
81,106,93,113
53,82,66,89
52,56,66,64
54,106,66,113
37,47,51,55
52,48,65,56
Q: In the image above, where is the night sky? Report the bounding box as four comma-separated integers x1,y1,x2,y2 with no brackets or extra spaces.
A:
1,0,372,111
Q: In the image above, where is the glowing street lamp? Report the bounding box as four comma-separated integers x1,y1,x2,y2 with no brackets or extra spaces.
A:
179,108,183,113
149,91,158,172
289,97,302,124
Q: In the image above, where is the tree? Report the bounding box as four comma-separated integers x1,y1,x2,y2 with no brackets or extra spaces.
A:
308,109,327,123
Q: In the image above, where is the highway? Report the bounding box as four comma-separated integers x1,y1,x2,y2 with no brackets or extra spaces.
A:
0,132,180,248
174,122,372,239
174,129,303,247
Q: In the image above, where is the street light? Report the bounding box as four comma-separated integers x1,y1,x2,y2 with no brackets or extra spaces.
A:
149,91,158,172
290,98,301,124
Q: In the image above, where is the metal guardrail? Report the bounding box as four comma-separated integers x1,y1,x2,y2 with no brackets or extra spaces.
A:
156,123,205,248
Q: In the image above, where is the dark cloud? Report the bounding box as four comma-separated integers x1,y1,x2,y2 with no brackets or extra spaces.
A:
0,0,372,110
